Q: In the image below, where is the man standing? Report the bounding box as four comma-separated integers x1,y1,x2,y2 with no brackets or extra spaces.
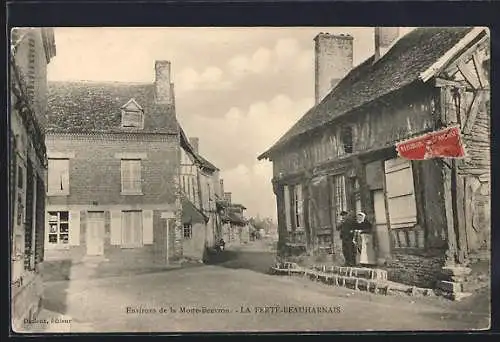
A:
337,211,356,266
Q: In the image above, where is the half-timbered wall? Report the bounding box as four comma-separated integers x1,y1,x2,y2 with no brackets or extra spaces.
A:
273,88,436,178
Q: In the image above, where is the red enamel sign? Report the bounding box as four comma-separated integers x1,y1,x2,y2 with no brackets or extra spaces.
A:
396,126,466,160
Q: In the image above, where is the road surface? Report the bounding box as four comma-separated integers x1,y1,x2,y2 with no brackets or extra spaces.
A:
36,241,489,333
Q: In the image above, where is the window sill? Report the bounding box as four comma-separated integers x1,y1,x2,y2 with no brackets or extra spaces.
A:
46,244,71,250
120,245,144,249
47,192,69,197
121,192,144,196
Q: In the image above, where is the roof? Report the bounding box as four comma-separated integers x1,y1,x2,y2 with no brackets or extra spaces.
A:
179,126,219,172
222,211,247,226
182,197,208,225
46,81,178,134
258,27,478,160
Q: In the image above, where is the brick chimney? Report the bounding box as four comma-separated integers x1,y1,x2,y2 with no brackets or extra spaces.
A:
219,179,225,197
374,27,400,63
189,137,199,154
314,33,354,105
154,60,173,105
224,192,232,204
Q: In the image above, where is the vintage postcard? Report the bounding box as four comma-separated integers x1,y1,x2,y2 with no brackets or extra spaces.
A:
9,26,490,333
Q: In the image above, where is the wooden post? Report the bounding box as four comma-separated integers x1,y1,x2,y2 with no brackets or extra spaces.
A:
166,219,170,265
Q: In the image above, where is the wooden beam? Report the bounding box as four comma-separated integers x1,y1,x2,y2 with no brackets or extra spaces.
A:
463,90,486,134
435,77,466,88
457,61,481,89
442,162,458,262
454,174,468,263
443,33,489,78
472,51,489,89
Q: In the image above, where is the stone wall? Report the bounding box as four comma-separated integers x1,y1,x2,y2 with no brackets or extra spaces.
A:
385,251,446,288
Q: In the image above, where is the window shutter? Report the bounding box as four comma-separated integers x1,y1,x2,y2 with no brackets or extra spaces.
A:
69,210,81,246
143,210,153,244
47,159,59,193
284,185,292,231
121,160,131,192
110,210,122,245
131,161,141,193
135,211,143,246
61,160,70,192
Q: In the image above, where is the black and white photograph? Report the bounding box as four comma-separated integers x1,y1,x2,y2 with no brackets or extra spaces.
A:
9,26,491,333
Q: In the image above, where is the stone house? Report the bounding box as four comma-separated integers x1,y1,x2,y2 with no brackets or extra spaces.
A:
179,131,220,260
218,193,249,245
258,27,490,289
10,28,56,330
44,60,184,275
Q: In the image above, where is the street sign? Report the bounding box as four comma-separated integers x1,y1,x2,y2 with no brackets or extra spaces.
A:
395,126,466,160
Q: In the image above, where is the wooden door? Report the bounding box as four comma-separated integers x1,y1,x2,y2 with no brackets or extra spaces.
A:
86,212,104,256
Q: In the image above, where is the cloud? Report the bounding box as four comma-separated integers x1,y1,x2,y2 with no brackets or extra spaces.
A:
176,66,232,92
226,37,310,79
178,93,314,220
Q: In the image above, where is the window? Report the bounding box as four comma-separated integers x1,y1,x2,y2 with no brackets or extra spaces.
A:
183,223,192,239
293,185,304,230
121,110,144,128
333,175,347,215
121,210,143,248
47,159,69,195
121,159,142,194
47,211,69,245
384,158,417,229
340,126,353,154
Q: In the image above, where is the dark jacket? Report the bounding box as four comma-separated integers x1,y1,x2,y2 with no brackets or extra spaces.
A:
337,217,356,241
355,220,372,233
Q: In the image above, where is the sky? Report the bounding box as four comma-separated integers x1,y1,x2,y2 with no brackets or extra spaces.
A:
47,27,414,221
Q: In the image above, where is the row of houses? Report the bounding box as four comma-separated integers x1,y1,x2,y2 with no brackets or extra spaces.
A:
10,28,251,329
258,27,490,289
44,60,251,267
10,27,57,330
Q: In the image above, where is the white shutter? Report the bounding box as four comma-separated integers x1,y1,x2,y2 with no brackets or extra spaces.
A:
61,160,70,193
142,210,153,244
284,185,292,231
134,211,143,246
384,158,417,229
69,210,80,246
121,160,131,192
122,211,131,247
47,159,59,193
110,210,122,245
131,161,141,193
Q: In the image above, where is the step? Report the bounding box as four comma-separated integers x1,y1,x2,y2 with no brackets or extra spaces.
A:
310,264,388,281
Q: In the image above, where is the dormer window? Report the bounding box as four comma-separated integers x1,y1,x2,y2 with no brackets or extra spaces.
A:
121,98,144,129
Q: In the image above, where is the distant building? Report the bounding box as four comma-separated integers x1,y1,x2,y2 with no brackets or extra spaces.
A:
258,27,490,289
179,131,220,260
10,28,56,330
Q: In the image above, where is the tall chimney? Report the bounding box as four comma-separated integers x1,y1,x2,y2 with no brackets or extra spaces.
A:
154,60,173,104
374,27,400,63
189,137,199,154
224,192,232,204
219,179,224,197
314,33,354,105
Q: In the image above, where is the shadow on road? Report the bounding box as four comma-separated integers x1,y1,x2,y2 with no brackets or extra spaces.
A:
204,248,276,275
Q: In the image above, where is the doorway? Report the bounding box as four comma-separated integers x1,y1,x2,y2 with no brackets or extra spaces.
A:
372,190,391,262
86,211,105,256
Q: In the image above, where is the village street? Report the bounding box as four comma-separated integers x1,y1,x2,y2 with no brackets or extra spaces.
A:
36,239,490,333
